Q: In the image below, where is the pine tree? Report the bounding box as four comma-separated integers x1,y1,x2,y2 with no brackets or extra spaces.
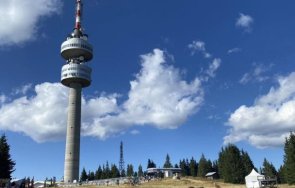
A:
134,171,138,177
87,171,91,180
101,165,106,179
261,158,277,178
218,144,245,184
212,160,219,179
180,159,190,176
120,169,126,177
241,150,255,175
185,159,191,176
283,132,295,185
95,166,102,180
189,157,198,177
277,165,286,184
88,171,95,181
105,161,111,178
147,159,156,168
197,154,211,177
127,164,134,177
80,168,88,181
0,134,16,179
207,160,213,173
138,164,143,177
218,147,225,179
163,154,173,168
110,164,120,178
179,159,187,176
179,159,190,176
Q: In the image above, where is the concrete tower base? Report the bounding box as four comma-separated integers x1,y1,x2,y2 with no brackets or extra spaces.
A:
64,83,82,183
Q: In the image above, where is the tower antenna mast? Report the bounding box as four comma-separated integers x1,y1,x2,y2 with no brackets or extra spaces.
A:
75,0,82,30
119,141,125,176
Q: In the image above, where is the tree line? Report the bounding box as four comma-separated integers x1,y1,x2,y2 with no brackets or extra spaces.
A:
1,132,295,185
79,162,143,181
80,148,252,183
79,132,295,185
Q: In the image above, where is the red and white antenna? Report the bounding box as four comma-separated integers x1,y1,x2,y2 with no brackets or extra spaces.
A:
75,0,83,30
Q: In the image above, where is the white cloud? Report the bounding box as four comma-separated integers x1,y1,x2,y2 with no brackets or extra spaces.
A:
227,48,241,54
124,49,203,127
188,40,212,58
190,41,205,51
240,73,251,84
239,63,272,84
12,83,33,95
0,83,67,142
130,130,140,135
201,58,222,82
0,95,6,104
82,49,204,139
236,13,254,32
187,40,221,81
206,58,221,78
0,0,62,46
225,72,295,148
0,49,204,142
207,114,221,120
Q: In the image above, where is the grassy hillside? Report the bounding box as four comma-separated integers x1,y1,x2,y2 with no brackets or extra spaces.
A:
78,177,295,188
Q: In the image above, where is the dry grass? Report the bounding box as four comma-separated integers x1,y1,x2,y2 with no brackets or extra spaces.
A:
77,178,295,188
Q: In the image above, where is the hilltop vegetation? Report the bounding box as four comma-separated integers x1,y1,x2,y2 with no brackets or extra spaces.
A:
82,132,295,185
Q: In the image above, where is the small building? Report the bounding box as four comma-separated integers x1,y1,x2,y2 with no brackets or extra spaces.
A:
146,168,182,178
205,172,218,180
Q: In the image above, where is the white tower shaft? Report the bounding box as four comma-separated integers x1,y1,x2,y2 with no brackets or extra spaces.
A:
64,83,82,183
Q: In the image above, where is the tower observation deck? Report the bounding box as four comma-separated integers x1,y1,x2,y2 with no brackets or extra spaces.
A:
61,0,93,183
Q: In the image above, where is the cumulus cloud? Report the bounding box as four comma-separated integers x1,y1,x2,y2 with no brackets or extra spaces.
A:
225,72,295,148
0,83,67,142
0,0,62,46
188,40,212,58
240,63,273,84
82,49,204,139
0,49,204,142
236,13,254,32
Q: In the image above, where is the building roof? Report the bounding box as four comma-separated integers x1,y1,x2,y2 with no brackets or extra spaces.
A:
146,168,182,173
205,172,216,176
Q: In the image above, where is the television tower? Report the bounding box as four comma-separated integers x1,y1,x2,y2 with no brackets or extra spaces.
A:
61,0,93,183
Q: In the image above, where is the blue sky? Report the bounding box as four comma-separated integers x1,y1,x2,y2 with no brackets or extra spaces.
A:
1,0,295,180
